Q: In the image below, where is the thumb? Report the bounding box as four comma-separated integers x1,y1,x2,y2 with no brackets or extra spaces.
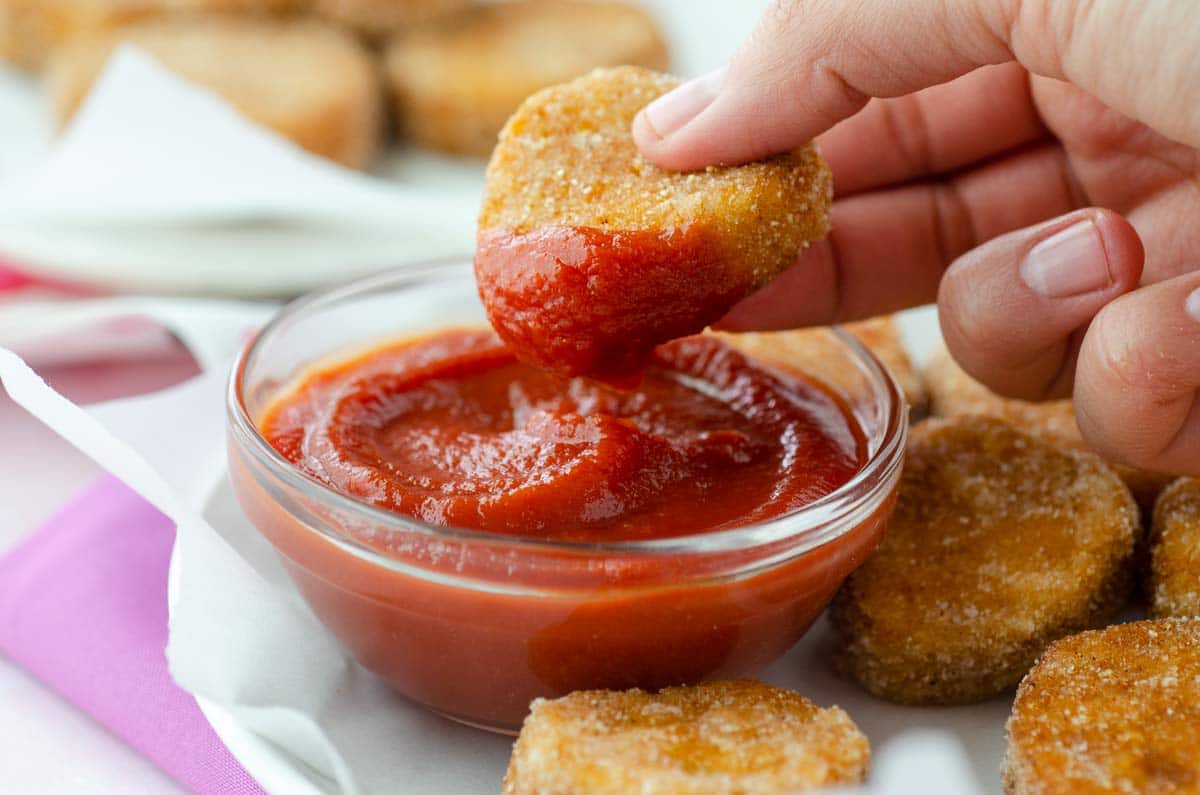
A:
633,0,1197,170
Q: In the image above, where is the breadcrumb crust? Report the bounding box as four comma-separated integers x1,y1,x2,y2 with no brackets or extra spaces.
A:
1149,477,1200,618
503,680,869,795
1003,618,1200,794
479,66,831,285
830,416,1139,705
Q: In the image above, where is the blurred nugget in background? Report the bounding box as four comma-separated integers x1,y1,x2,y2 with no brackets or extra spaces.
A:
311,0,471,39
47,17,383,168
384,0,668,156
0,0,300,69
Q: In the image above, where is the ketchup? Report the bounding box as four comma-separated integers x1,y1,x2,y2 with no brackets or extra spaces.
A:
475,226,760,386
262,329,863,542
237,327,891,730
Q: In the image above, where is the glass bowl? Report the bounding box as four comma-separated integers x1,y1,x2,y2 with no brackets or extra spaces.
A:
226,259,907,733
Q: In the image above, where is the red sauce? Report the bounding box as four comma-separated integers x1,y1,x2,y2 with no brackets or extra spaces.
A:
262,329,863,542
475,226,758,386
235,328,896,730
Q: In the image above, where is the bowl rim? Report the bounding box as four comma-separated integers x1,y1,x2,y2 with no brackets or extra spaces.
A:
227,259,908,558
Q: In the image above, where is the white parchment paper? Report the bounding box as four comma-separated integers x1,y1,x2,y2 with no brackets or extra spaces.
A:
0,299,994,794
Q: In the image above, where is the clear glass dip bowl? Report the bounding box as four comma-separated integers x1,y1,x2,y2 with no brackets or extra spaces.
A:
227,260,907,733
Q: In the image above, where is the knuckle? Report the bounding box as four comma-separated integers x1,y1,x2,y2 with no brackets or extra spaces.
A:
881,95,936,176
930,183,979,265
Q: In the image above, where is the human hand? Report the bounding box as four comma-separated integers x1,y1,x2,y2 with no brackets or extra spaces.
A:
632,0,1200,474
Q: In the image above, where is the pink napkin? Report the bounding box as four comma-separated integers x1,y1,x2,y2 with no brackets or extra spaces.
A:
0,261,36,292
0,474,265,794
0,257,99,296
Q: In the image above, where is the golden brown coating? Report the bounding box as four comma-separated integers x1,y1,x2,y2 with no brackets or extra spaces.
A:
480,66,829,282
715,316,924,414
845,316,925,414
313,0,469,39
1149,477,1200,618
925,346,1173,511
503,680,869,795
46,17,383,169
475,66,831,379
830,416,1140,705
385,2,668,157
1003,617,1200,794
0,0,299,69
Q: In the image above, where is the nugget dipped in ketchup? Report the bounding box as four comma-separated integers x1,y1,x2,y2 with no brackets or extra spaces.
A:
475,66,832,386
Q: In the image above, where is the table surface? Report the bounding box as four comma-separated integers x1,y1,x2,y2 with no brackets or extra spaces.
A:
0,353,190,794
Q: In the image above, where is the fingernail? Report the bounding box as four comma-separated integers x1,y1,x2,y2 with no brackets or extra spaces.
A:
1185,287,1200,322
1020,218,1113,299
640,67,727,140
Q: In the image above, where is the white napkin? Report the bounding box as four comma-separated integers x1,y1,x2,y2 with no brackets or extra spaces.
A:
0,48,470,227
0,50,478,294
0,298,995,795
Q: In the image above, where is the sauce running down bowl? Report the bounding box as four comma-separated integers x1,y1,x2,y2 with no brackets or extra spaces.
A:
227,261,906,732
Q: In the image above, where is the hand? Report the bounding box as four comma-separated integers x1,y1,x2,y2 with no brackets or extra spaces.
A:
632,0,1200,474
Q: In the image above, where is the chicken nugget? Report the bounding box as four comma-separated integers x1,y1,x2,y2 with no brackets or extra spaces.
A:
830,416,1140,705
845,316,925,413
476,66,831,384
503,680,869,795
0,0,298,69
926,347,1172,511
1148,477,1200,618
714,316,925,414
385,1,667,157
46,17,382,169
314,0,469,39
1003,617,1200,794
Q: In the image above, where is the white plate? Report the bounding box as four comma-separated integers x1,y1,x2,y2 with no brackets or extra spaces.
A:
0,1,768,297
167,307,1021,795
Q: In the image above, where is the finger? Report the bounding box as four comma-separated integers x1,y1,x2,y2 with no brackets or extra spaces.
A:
937,209,1144,401
1074,270,1200,475
633,0,1199,171
818,63,1046,196
1029,77,1200,287
719,141,1081,330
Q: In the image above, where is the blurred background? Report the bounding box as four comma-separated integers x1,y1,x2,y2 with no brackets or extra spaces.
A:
0,0,770,299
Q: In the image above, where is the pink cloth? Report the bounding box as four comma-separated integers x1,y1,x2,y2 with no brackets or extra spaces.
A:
0,474,265,794
0,258,97,296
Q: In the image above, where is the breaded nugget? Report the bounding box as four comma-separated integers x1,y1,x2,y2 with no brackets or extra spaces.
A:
476,66,831,382
926,346,1172,511
503,680,869,795
46,17,382,168
714,316,925,414
845,316,926,413
1003,617,1200,794
0,0,298,69
1149,477,1200,618
830,416,1139,705
314,0,469,39
385,1,668,157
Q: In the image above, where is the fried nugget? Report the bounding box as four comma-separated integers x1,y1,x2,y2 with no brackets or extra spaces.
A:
1149,477,1200,618
845,316,925,413
0,0,299,69
830,416,1140,705
714,316,925,414
1003,617,1200,794
313,0,469,39
385,1,668,157
926,346,1172,511
503,680,869,795
476,66,831,383
46,17,383,169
